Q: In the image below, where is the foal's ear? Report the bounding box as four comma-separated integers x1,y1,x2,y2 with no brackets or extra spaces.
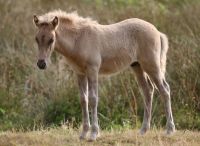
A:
33,15,39,27
51,16,59,29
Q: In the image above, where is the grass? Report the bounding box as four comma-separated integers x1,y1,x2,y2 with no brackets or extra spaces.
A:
0,128,200,146
1,1,200,145
0,0,200,144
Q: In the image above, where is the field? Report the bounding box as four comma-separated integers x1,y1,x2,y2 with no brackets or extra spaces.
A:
0,128,200,146
0,0,200,145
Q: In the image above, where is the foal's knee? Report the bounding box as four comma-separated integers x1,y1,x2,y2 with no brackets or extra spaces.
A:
159,84,171,101
147,79,154,92
163,79,170,93
146,76,154,95
89,95,98,107
80,96,88,107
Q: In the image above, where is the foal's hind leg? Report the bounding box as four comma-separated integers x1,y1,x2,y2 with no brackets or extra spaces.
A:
143,67,175,135
132,63,154,135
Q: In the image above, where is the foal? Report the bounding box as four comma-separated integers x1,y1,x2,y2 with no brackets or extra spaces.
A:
33,10,175,141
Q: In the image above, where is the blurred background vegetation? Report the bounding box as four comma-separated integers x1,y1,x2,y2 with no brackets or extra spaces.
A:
0,0,200,131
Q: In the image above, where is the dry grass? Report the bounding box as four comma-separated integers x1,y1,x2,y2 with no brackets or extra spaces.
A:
0,128,200,146
0,0,200,137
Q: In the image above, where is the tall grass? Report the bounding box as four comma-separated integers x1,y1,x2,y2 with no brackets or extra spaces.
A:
0,0,200,130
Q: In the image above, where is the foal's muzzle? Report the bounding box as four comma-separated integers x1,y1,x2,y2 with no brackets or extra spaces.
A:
37,59,47,70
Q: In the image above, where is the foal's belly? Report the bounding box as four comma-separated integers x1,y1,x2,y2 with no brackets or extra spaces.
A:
99,54,134,75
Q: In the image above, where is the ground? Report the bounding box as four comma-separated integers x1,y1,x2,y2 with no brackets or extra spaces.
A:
0,128,200,146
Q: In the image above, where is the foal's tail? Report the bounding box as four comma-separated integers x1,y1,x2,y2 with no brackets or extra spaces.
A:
160,32,169,76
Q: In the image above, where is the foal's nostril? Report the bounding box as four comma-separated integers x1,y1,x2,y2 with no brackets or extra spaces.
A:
37,60,46,69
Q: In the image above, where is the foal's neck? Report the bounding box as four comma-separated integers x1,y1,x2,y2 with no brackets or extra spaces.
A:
54,24,77,58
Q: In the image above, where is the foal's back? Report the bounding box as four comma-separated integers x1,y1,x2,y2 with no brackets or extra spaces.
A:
89,18,160,75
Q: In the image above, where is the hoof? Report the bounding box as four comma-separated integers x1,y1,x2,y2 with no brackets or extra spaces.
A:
79,131,88,140
88,132,99,142
139,129,147,135
79,135,86,140
166,127,175,135
79,124,90,140
139,125,150,135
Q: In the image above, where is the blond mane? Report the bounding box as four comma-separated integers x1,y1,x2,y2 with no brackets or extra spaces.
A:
38,9,97,28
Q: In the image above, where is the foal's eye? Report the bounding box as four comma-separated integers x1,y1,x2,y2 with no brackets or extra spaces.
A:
48,38,54,45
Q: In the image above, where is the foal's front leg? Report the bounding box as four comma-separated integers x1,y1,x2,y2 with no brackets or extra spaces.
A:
87,69,99,141
77,75,90,139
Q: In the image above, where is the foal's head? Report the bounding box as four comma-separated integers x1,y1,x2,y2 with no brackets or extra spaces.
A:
33,15,58,70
